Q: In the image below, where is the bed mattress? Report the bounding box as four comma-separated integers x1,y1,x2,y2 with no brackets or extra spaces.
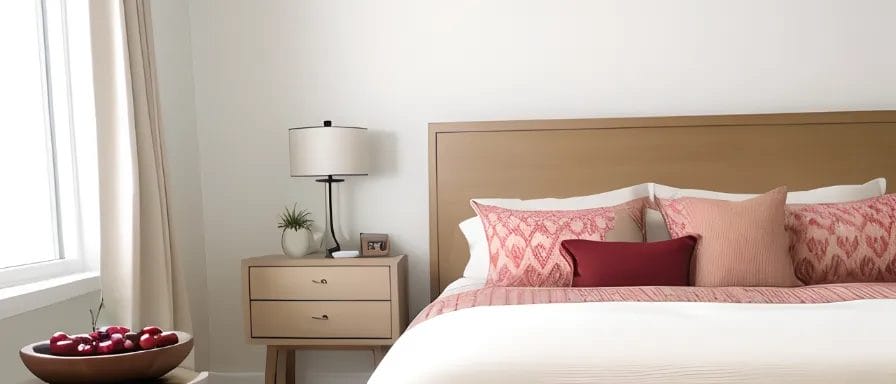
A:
370,284,896,384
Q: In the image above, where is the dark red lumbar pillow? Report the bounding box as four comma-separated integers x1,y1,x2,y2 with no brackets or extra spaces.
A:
561,236,697,287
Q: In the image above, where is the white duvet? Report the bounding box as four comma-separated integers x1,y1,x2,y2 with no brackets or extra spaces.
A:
369,300,896,384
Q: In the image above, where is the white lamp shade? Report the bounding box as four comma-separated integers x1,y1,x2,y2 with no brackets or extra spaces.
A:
289,125,369,177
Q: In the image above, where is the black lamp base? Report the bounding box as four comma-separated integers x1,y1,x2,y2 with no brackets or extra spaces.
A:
316,175,344,257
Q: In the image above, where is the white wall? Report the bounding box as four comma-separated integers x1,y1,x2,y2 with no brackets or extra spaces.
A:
180,0,896,382
3,292,101,384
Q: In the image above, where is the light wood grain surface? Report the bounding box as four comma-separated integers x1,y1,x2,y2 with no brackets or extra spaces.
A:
242,254,407,346
243,254,407,383
251,301,392,338
249,266,391,300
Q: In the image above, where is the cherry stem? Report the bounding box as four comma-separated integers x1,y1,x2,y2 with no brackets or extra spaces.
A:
89,297,104,332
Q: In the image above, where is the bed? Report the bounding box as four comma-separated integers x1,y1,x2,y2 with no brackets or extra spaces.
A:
369,111,896,384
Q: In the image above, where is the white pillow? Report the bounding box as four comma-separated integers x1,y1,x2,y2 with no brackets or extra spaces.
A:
459,183,651,279
646,178,887,241
458,217,490,279
651,178,886,202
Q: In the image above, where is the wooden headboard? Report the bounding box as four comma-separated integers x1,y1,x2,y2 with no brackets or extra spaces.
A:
428,111,896,299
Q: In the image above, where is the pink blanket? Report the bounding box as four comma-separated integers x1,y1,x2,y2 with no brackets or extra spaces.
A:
412,283,896,328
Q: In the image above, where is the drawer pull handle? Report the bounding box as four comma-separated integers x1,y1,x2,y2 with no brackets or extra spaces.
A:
312,315,329,320
312,279,328,285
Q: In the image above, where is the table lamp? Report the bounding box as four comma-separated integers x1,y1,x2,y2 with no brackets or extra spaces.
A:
289,121,369,255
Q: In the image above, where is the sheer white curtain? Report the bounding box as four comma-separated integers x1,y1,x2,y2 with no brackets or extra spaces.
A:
89,0,191,338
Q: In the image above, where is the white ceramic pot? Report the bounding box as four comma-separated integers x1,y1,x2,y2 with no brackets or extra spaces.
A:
282,228,312,258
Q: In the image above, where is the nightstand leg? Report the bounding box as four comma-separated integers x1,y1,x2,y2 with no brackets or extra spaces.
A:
372,346,387,367
265,346,278,384
285,349,296,384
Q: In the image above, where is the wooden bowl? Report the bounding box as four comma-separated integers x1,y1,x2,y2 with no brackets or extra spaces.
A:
20,331,193,384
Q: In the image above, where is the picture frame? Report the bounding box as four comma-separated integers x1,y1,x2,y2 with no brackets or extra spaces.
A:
360,233,389,257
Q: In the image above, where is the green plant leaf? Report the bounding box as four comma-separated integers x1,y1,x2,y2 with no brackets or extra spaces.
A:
277,203,314,232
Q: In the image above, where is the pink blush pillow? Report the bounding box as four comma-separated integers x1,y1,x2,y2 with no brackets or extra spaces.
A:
658,187,801,287
472,199,646,287
787,194,896,285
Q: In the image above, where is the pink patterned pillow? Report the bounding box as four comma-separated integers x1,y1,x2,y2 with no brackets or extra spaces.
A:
787,194,896,284
472,199,646,287
658,187,802,287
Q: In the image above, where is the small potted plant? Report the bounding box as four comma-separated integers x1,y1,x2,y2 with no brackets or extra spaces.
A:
278,204,314,258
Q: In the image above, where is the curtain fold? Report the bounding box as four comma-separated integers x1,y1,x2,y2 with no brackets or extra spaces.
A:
92,0,191,338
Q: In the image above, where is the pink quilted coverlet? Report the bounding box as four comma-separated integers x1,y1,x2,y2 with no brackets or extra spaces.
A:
412,283,896,328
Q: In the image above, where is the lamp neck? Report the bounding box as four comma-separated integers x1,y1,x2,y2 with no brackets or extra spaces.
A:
315,175,345,184
316,174,344,256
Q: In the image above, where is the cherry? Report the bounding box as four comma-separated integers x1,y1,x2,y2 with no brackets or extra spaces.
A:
124,332,140,344
50,332,98,356
155,332,179,348
49,339,79,356
70,334,93,345
102,326,131,335
96,337,124,355
96,340,114,355
76,342,96,356
138,333,157,350
49,332,70,344
141,326,162,336
89,330,110,342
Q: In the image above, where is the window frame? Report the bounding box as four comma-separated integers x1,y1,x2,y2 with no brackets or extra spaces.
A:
0,0,97,291
0,260,85,290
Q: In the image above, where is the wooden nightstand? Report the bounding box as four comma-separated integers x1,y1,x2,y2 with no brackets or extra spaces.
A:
242,253,408,384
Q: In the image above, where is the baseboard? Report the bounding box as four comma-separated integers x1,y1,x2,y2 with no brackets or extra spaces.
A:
209,371,371,384
209,372,263,384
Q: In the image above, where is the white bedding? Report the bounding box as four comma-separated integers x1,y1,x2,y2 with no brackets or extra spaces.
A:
370,299,896,384
439,277,486,297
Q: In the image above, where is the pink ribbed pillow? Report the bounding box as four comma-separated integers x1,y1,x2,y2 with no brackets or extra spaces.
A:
472,199,646,287
787,194,896,285
658,187,801,287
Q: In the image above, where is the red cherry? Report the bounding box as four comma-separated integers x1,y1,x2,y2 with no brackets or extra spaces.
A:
124,332,140,344
89,331,110,341
50,332,70,344
138,333,157,350
96,339,124,355
70,334,93,345
95,341,112,355
76,343,96,356
155,332,179,348
103,326,131,335
141,326,163,336
123,339,137,351
50,340,79,356
110,333,125,344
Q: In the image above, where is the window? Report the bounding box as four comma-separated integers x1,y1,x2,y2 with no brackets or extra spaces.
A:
0,0,93,288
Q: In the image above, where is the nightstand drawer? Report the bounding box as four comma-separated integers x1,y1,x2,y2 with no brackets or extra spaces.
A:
249,266,390,300
250,301,391,338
